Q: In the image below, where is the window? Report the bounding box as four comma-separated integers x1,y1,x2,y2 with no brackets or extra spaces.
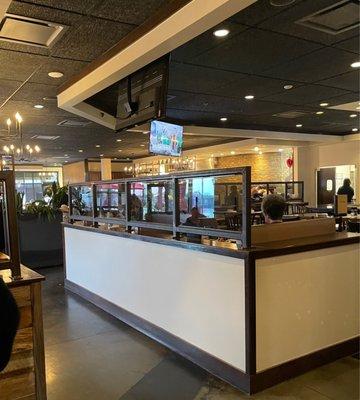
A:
15,171,59,204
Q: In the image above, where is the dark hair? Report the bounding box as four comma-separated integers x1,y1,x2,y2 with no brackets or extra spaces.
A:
343,178,351,187
261,194,286,221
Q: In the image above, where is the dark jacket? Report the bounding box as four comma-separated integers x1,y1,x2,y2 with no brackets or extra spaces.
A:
0,278,19,372
337,186,354,203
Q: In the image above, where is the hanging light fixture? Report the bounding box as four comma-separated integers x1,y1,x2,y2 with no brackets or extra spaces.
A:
2,112,41,161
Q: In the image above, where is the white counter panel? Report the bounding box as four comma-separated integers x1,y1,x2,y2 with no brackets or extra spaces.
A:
256,244,359,372
64,227,246,371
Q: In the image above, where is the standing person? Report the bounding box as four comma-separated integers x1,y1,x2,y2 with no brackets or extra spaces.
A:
337,178,355,203
0,277,19,371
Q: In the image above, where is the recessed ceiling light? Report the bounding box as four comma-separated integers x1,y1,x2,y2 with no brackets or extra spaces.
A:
34,104,44,109
118,149,122,152
296,124,302,128
316,111,324,115
356,106,360,110
78,149,83,153
230,151,235,155
116,139,122,142
254,146,259,151
140,144,145,147
213,29,229,37
278,148,284,152
220,117,228,122
258,150,263,155
114,157,118,160
64,161,68,163
350,61,360,68
244,95,254,100
48,71,64,78
220,153,224,156
320,102,329,107
100,154,104,157
352,128,358,132
284,85,293,90
350,114,357,118
95,144,100,148
64,154,68,156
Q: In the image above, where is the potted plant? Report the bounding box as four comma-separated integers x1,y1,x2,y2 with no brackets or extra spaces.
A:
16,182,68,268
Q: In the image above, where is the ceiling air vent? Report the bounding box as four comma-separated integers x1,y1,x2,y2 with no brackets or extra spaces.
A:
0,14,67,48
296,0,359,35
57,119,92,127
31,135,60,140
273,110,307,118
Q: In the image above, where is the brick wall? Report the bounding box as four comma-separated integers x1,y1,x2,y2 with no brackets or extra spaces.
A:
215,152,293,182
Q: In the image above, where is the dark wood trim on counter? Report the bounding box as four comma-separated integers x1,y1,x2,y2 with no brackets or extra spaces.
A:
251,337,359,393
64,279,251,393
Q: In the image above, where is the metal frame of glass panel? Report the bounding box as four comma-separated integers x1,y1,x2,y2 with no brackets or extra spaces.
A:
68,167,251,247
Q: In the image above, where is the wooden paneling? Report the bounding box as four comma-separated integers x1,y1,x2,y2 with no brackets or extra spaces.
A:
0,371,35,400
18,305,33,330
1,276,46,400
11,286,31,307
12,327,33,354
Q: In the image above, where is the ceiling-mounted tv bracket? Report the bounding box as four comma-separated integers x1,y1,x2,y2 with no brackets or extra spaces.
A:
124,74,139,116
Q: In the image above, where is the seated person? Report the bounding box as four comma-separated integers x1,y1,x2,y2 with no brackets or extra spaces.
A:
337,178,354,203
261,194,286,224
184,207,205,227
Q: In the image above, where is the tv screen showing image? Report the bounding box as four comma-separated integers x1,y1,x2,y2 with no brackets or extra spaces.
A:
149,120,183,157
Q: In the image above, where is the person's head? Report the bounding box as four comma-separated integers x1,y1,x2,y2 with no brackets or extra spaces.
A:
261,194,286,224
190,207,200,218
230,185,238,193
343,178,351,187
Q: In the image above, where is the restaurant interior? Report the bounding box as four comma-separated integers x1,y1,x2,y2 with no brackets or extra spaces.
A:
0,0,359,399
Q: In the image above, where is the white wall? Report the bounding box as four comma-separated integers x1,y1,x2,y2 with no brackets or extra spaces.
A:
256,244,359,372
64,227,247,371
298,137,360,205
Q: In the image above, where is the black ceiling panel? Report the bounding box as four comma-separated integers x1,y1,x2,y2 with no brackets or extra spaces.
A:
90,0,169,25
318,70,359,92
168,63,247,95
261,84,351,106
230,0,303,26
0,49,46,81
333,35,360,54
262,46,359,83
258,0,359,46
189,28,322,75
50,17,133,62
15,0,102,14
171,21,248,63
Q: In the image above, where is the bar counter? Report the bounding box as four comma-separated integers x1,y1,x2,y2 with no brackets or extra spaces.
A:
63,223,359,394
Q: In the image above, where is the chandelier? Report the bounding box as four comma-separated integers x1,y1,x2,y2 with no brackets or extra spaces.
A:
2,112,41,161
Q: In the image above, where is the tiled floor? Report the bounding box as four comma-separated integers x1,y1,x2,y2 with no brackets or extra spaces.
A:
41,267,359,400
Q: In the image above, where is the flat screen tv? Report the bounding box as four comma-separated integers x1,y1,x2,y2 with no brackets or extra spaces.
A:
149,120,183,157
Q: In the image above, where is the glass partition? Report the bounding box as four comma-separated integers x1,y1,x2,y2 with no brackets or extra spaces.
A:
69,184,93,217
68,167,251,247
95,182,126,220
178,175,243,231
129,179,174,226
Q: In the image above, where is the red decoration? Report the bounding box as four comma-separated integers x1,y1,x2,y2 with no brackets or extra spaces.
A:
286,158,293,168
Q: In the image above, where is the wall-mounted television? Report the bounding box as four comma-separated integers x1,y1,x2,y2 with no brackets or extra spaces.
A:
149,120,183,157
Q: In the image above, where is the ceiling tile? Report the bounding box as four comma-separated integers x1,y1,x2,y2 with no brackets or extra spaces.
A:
188,28,322,75
261,84,350,106
333,35,360,54
262,47,359,83
172,21,248,62
318,70,359,92
258,0,359,46
14,0,102,15
50,16,133,61
90,0,168,25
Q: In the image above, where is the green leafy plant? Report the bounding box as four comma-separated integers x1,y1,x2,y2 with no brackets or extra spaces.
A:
25,200,56,221
44,181,69,209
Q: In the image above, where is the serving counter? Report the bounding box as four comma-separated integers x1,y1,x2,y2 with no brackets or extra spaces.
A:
63,168,359,394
